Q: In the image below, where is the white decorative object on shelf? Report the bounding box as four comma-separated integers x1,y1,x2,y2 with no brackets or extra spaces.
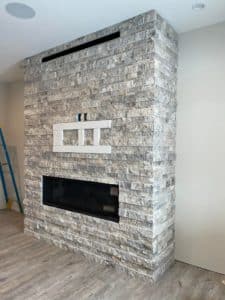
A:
53,120,112,153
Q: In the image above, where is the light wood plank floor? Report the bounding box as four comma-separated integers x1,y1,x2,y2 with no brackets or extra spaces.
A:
0,210,225,300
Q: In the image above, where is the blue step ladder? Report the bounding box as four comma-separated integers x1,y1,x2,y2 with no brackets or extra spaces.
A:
0,128,23,213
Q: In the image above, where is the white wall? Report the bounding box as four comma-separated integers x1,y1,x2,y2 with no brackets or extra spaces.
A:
0,84,8,208
6,82,25,206
0,84,8,129
0,82,24,210
176,21,225,274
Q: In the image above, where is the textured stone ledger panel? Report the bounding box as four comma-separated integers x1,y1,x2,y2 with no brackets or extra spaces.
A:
23,10,178,281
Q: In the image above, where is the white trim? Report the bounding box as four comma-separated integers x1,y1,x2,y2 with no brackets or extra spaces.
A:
53,130,63,146
53,120,111,130
53,120,112,154
93,128,101,146
78,129,85,146
53,145,111,154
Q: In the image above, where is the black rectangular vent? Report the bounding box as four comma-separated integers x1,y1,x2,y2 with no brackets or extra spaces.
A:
43,176,119,222
42,31,120,63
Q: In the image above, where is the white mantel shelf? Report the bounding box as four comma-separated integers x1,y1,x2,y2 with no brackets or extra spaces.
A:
53,120,112,154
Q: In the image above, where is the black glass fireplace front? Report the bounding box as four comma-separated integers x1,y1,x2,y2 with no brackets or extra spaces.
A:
42,176,119,222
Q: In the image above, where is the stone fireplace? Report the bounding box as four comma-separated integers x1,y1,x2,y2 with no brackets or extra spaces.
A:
24,10,178,281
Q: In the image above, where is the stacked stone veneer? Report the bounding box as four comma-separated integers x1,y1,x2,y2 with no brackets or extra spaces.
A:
23,10,178,281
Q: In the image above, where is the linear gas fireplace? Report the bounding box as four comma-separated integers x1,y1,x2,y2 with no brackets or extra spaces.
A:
43,176,119,222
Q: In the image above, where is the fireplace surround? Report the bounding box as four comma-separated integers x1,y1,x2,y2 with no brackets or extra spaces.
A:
24,10,178,281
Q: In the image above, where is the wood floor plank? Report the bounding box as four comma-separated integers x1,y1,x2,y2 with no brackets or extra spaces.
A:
0,209,225,300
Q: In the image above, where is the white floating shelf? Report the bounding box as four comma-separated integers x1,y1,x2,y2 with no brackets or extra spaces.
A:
53,120,111,130
53,120,112,154
53,145,111,154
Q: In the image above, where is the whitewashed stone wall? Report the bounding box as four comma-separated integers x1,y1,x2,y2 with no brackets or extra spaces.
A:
23,10,178,281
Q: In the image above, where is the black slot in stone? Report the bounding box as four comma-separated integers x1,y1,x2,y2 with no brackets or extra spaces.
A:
42,31,120,63
43,176,119,222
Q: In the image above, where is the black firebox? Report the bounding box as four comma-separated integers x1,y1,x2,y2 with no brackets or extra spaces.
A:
42,176,119,222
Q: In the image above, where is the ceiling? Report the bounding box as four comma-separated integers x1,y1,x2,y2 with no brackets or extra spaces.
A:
0,0,225,82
